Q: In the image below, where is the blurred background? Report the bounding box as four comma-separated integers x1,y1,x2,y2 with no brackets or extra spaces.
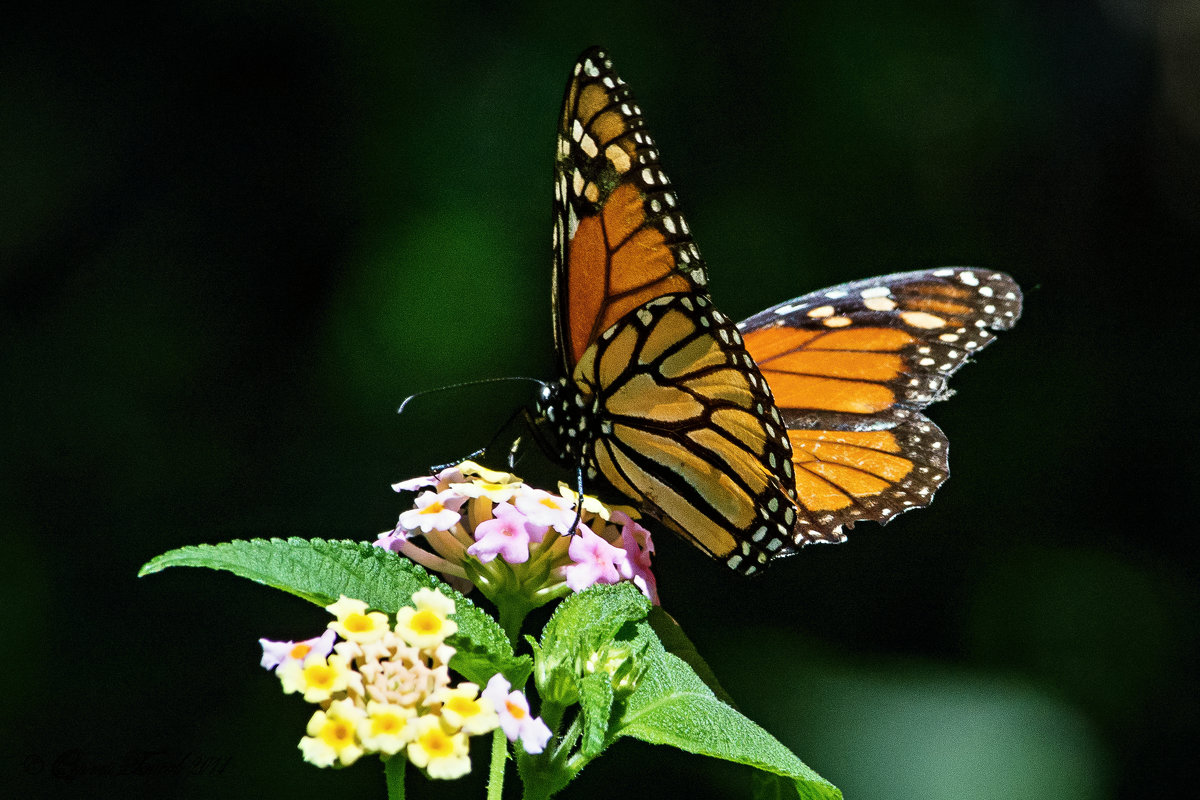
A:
4,1,1197,798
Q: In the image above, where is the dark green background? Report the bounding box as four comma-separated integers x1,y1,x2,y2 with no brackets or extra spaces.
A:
4,2,1196,798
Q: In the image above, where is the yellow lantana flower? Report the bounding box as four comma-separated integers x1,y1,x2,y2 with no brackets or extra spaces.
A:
395,588,458,649
299,699,366,767
357,700,417,755
278,653,352,703
406,715,471,779
431,682,500,735
325,595,391,644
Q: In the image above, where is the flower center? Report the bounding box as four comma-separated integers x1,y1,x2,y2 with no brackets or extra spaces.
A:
289,642,312,659
304,663,336,689
421,501,446,514
446,696,480,717
372,713,403,735
410,610,443,635
344,612,374,633
506,699,528,720
320,719,354,747
419,727,454,757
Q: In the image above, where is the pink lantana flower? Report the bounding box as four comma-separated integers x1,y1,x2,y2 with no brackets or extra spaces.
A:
391,475,438,492
514,487,579,534
468,502,546,564
482,674,553,754
614,512,659,605
259,629,337,672
377,461,661,611
391,464,465,493
556,484,620,520
399,489,467,534
563,526,629,592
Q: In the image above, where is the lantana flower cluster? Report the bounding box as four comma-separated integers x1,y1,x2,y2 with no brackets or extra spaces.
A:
375,461,659,609
260,588,549,778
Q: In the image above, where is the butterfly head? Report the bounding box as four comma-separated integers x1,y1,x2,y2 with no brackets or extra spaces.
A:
533,376,601,468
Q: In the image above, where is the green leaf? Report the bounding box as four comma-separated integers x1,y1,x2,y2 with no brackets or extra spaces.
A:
448,639,531,688
535,583,651,708
647,606,738,707
138,537,521,683
524,585,837,798
540,583,652,655
753,770,811,800
577,671,614,759
139,537,443,608
614,629,841,800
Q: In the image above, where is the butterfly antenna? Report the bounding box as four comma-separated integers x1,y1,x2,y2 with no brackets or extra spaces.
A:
396,376,548,416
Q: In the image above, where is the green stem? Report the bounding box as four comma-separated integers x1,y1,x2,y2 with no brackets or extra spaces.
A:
384,755,406,800
497,601,531,648
552,711,583,766
487,728,508,800
563,747,592,780
519,711,582,800
539,700,566,735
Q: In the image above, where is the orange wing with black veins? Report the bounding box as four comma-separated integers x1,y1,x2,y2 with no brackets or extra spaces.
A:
738,268,1022,543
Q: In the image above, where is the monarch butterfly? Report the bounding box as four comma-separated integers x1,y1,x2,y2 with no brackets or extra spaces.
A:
533,47,1022,575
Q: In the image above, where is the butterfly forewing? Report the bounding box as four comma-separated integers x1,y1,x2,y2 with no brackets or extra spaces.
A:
552,46,709,373
737,268,1022,543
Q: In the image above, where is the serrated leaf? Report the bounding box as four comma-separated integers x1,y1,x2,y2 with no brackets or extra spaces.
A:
140,537,429,607
449,641,532,688
540,583,651,656
535,583,651,709
615,630,841,800
139,538,516,674
577,671,614,759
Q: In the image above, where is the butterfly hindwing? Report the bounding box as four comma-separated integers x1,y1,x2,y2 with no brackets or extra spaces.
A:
552,47,709,374
738,267,1023,543
780,419,951,544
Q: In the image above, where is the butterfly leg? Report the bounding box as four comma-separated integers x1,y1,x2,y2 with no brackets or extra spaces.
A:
565,462,585,536
506,435,523,470
425,402,541,474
